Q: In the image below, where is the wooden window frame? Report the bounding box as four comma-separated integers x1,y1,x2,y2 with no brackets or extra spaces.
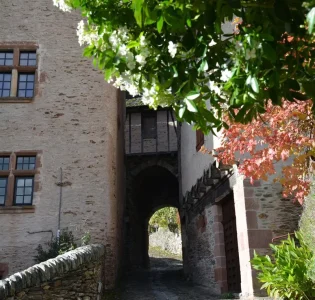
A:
0,42,38,103
141,111,157,140
0,151,41,214
196,129,205,151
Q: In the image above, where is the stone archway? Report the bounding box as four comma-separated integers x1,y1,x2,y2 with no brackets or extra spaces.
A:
126,165,179,268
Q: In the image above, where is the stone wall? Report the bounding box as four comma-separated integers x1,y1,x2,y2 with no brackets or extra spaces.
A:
0,0,125,288
0,244,105,300
149,228,182,255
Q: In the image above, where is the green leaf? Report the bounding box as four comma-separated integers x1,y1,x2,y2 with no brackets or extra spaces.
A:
132,0,144,27
184,98,198,112
251,76,259,93
179,106,186,118
157,16,164,33
186,91,200,100
307,8,315,34
262,43,277,63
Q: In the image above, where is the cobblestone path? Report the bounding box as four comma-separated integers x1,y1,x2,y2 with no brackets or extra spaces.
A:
120,256,220,300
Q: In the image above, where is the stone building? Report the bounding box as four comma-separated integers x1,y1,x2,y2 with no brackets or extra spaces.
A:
0,1,302,299
179,124,301,298
0,0,125,288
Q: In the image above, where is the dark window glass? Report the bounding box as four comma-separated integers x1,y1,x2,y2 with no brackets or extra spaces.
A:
142,112,157,139
19,52,37,66
14,177,34,205
0,178,8,205
16,156,36,170
18,73,35,98
0,73,11,97
0,157,10,170
0,51,13,66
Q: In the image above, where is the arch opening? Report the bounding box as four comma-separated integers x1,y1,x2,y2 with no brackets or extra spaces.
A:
126,165,180,269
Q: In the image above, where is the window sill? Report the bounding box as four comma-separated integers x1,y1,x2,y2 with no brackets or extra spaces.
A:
0,205,35,214
0,98,33,103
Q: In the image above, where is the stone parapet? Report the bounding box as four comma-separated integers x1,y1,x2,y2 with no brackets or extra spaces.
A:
0,244,105,300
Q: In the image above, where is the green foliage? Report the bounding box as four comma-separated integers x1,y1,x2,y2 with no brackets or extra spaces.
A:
34,230,77,263
300,184,315,250
57,0,315,132
149,207,179,233
251,232,315,300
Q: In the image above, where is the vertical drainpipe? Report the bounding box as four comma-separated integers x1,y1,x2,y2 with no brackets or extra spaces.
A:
57,167,63,241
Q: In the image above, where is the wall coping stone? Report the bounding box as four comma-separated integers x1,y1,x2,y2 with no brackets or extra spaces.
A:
0,244,105,298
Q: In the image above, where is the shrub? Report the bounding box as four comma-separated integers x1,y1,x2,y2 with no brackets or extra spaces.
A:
34,230,77,263
251,232,315,300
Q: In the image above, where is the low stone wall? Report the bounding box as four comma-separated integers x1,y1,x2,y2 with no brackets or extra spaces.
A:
149,228,182,255
0,244,105,300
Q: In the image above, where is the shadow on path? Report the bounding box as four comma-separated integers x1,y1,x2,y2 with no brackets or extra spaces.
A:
120,256,220,300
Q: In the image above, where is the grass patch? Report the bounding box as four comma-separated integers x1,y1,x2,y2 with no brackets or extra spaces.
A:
149,245,182,260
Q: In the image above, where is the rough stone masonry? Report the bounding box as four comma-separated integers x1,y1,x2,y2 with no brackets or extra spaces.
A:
0,244,105,300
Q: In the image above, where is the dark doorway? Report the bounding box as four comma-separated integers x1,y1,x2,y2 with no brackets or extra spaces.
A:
127,166,179,268
222,194,241,293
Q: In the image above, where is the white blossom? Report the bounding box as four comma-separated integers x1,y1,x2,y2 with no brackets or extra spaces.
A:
209,81,221,95
109,32,120,48
118,44,128,56
53,0,72,12
127,60,136,70
168,41,178,58
209,40,217,46
245,48,256,60
235,41,243,51
135,54,146,66
140,35,146,47
220,69,232,82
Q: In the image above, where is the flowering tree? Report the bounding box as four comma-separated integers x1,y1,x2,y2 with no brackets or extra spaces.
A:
53,0,315,132
210,100,315,204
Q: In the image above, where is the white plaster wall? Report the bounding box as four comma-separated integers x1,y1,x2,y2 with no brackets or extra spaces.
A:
181,124,221,195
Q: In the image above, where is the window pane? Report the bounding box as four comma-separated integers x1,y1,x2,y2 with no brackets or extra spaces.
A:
18,73,35,98
0,53,4,59
19,52,36,66
29,157,35,163
19,75,27,81
24,196,32,204
26,82,34,89
0,73,11,98
0,157,10,171
20,53,28,59
26,90,33,97
6,53,13,59
4,74,11,81
0,188,5,195
17,179,25,187
3,82,10,89
17,157,23,163
25,187,32,195
2,90,10,97
0,179,7,187
29,163,35,169
22,164,29,170
16,187,24,195
0,60,4,66
5,59,13,66
0,196,5,205
20,60,28,66
28,60,36,66
25,179,33,186
24,157,29,163
15,196,23,204
18,90,26,97
16,164,22,170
